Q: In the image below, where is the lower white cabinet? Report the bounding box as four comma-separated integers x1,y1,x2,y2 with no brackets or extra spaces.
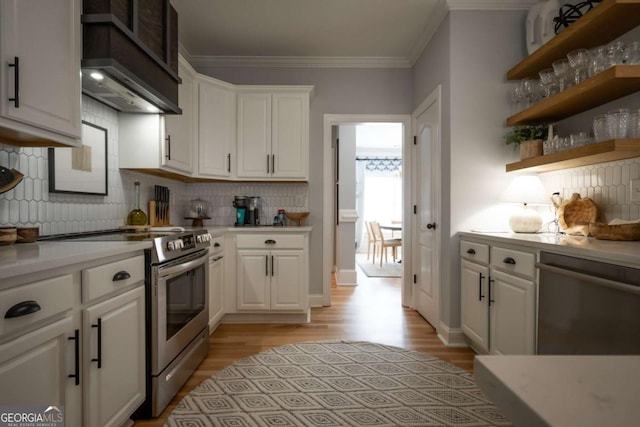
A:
460,239,536,355
235,233,308,312
208,252,225,331
82,286,145,427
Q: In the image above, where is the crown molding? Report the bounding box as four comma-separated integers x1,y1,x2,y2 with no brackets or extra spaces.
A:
408,0,449,66
189,55,412,69
447,0,537,10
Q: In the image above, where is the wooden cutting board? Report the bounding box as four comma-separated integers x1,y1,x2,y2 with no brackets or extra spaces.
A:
556,193,598,236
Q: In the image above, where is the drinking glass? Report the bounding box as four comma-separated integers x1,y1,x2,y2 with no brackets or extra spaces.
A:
538,68,558,98
570,132,591,148
627,41,640,65
606,108,630,139
543,139,555,155
567,49,590,84
552,58,571,91
629,109,640,138
588,45,607,77
592,114,608,142
606,41,627,68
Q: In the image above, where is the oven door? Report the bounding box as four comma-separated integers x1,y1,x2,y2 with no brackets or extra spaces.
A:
152,249,209,374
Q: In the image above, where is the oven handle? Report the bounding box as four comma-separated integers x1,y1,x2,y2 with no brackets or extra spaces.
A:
536,263,640,295
159,253,208,279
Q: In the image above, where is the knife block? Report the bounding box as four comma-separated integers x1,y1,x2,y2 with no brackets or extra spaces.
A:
149,201,171,226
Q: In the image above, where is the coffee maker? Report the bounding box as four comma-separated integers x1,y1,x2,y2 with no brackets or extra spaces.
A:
233,196,261,226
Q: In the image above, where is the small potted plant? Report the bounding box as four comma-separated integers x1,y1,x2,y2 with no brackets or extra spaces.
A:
504,125,548,160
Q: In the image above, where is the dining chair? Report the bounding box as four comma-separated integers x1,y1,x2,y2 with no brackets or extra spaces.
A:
364,221,378,262
371,222,402,266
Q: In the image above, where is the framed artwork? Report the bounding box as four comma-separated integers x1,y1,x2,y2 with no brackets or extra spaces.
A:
49,121,108,195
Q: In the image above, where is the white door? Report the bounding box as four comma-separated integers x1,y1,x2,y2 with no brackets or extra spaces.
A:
236,93,271,178
412,96,440,330
272,92,308,179
163,57,195,173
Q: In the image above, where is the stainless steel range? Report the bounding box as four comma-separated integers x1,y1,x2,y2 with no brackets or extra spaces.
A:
41,228,212,418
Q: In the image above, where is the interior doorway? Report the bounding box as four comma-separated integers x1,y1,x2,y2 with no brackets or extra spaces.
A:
322,114,413,308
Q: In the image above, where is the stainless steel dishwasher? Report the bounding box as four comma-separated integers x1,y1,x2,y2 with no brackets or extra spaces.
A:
537,251,640,355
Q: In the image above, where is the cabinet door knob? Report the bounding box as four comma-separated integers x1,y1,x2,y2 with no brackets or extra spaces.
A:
4,300,41,318
503,257,516,265
112,271,131,281
466,248,476,254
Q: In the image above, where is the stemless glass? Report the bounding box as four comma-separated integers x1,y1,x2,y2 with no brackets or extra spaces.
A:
629,109,640,138
606,108,630,139
606,41,627,68
588,45,607,77
592,114,608,142
627,41,640,65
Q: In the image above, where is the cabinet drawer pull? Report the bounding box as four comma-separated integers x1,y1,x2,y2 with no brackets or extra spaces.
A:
466,248,476,255
68,329,80,386
92,318,102,369
165,134,171,159
271,255,274,277
503,257,516,265
266,154,270,174
4,300,41,318
214,242,221,248
264,239,276,245
112,271,131,281
271,154,275,174
8,56,19,108
227,153,231,173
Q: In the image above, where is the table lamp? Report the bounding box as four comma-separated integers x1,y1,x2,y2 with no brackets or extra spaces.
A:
501,175,549,233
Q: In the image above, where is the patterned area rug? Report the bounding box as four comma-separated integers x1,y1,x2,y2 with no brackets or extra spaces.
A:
166,341,512,426
356,253,402,278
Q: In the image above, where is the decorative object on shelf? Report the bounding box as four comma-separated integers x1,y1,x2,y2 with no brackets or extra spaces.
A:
0,227,17,246
0,166,24,195
553,192,598,236
554,1,602,34
284,211,310,226
48,121,108,195
541,0,562,44
504,125,549,160
501,175,550,233
589,220,640,240
127,181,148,226
185,200,210,227
526,1,546,54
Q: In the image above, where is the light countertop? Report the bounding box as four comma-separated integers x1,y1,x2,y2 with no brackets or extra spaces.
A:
460,231,640,267
0,240,152,283
474,355,640,427
207,226,312,234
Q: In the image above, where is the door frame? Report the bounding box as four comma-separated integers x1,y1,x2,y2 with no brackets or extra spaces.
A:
322,114,413,307
411,85,442,332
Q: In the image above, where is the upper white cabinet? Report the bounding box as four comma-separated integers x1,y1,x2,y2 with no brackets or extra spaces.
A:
118,54,196,177
236,87,311,180
0,0,81,147
198,75,236,178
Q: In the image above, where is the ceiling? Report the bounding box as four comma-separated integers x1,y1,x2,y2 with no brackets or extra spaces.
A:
171,0,534,68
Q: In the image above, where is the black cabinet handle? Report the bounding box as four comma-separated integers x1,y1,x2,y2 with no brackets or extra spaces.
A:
112,271,131,281
227,153,231,173
165,134,171,159
265,239,276,245
265,255,269,276
478,273,485,301
503,257,516,265
91,318,102,369
271,154,275,174
488,278,495,306
68,329,80,386
266,154,270,174
8,57,19,108
466,248,476,255
271,255,274,277
4,300,41,318
426,222,436,230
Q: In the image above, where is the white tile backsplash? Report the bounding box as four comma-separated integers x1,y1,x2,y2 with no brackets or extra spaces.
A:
0,96,309,234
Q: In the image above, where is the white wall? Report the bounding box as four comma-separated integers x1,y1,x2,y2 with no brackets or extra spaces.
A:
195,66,414,295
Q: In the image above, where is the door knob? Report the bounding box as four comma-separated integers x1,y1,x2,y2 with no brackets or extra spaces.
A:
426,222,436,230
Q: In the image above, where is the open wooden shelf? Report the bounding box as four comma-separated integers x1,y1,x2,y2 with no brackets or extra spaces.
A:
507,0,640,80
506,139,640,173
506,66,640,126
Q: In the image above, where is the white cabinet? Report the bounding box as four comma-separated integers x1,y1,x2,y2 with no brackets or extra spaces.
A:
235,233,308,312
208,235,225,331
82,287,145,427
460,239,536,355
119,54,196,176
236,87,311,180
0,0,81,146
198,76,236,178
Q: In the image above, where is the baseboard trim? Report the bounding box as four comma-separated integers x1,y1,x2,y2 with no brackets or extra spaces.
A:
437,323,468,348
222,311,311,324
337,269,357,286
308,294,325,307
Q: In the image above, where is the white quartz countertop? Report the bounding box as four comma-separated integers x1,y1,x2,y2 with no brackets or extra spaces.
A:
207,226,312,233
0,240,152,282
474,355,640,427
459,231,640,266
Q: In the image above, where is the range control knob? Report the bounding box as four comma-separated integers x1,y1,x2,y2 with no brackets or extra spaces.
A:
175,239,184,249
167,241,175,251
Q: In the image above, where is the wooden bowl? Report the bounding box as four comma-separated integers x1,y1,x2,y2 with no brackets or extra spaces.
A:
589,222,640,241
16,227,39,243
0,227,17,246
284,211,310,226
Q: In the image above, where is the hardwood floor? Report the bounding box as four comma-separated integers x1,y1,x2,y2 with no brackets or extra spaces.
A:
133,269,477,426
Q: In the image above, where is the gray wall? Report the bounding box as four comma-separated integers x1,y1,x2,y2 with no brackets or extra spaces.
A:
195,66,414,295
337,124,357,274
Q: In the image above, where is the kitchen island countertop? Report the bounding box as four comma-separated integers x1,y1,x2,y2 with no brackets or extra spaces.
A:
0,240,152,284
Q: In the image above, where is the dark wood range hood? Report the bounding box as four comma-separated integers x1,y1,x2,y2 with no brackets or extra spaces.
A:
82,0,182,114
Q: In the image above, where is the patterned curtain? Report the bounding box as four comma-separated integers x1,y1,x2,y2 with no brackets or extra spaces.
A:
356,157,402,173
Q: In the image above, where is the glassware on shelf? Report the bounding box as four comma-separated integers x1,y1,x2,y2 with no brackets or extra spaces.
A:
629,109,640,138
606,108,630,139
593,114,608,142
570,132,591,148
567,49,590,85
552,58,572,91
538,68,558,98
588,45,607,77
627,41,640,65
606,41,627,68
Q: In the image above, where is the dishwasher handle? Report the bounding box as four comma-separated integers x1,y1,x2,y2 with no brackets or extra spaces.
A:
537,262,640,296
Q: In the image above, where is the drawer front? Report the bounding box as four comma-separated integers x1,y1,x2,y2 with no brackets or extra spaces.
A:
461,240,489,264
210,235,224,256
82,255,145,303
0,275,74,337
491,246,535,278
237,234,304,249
